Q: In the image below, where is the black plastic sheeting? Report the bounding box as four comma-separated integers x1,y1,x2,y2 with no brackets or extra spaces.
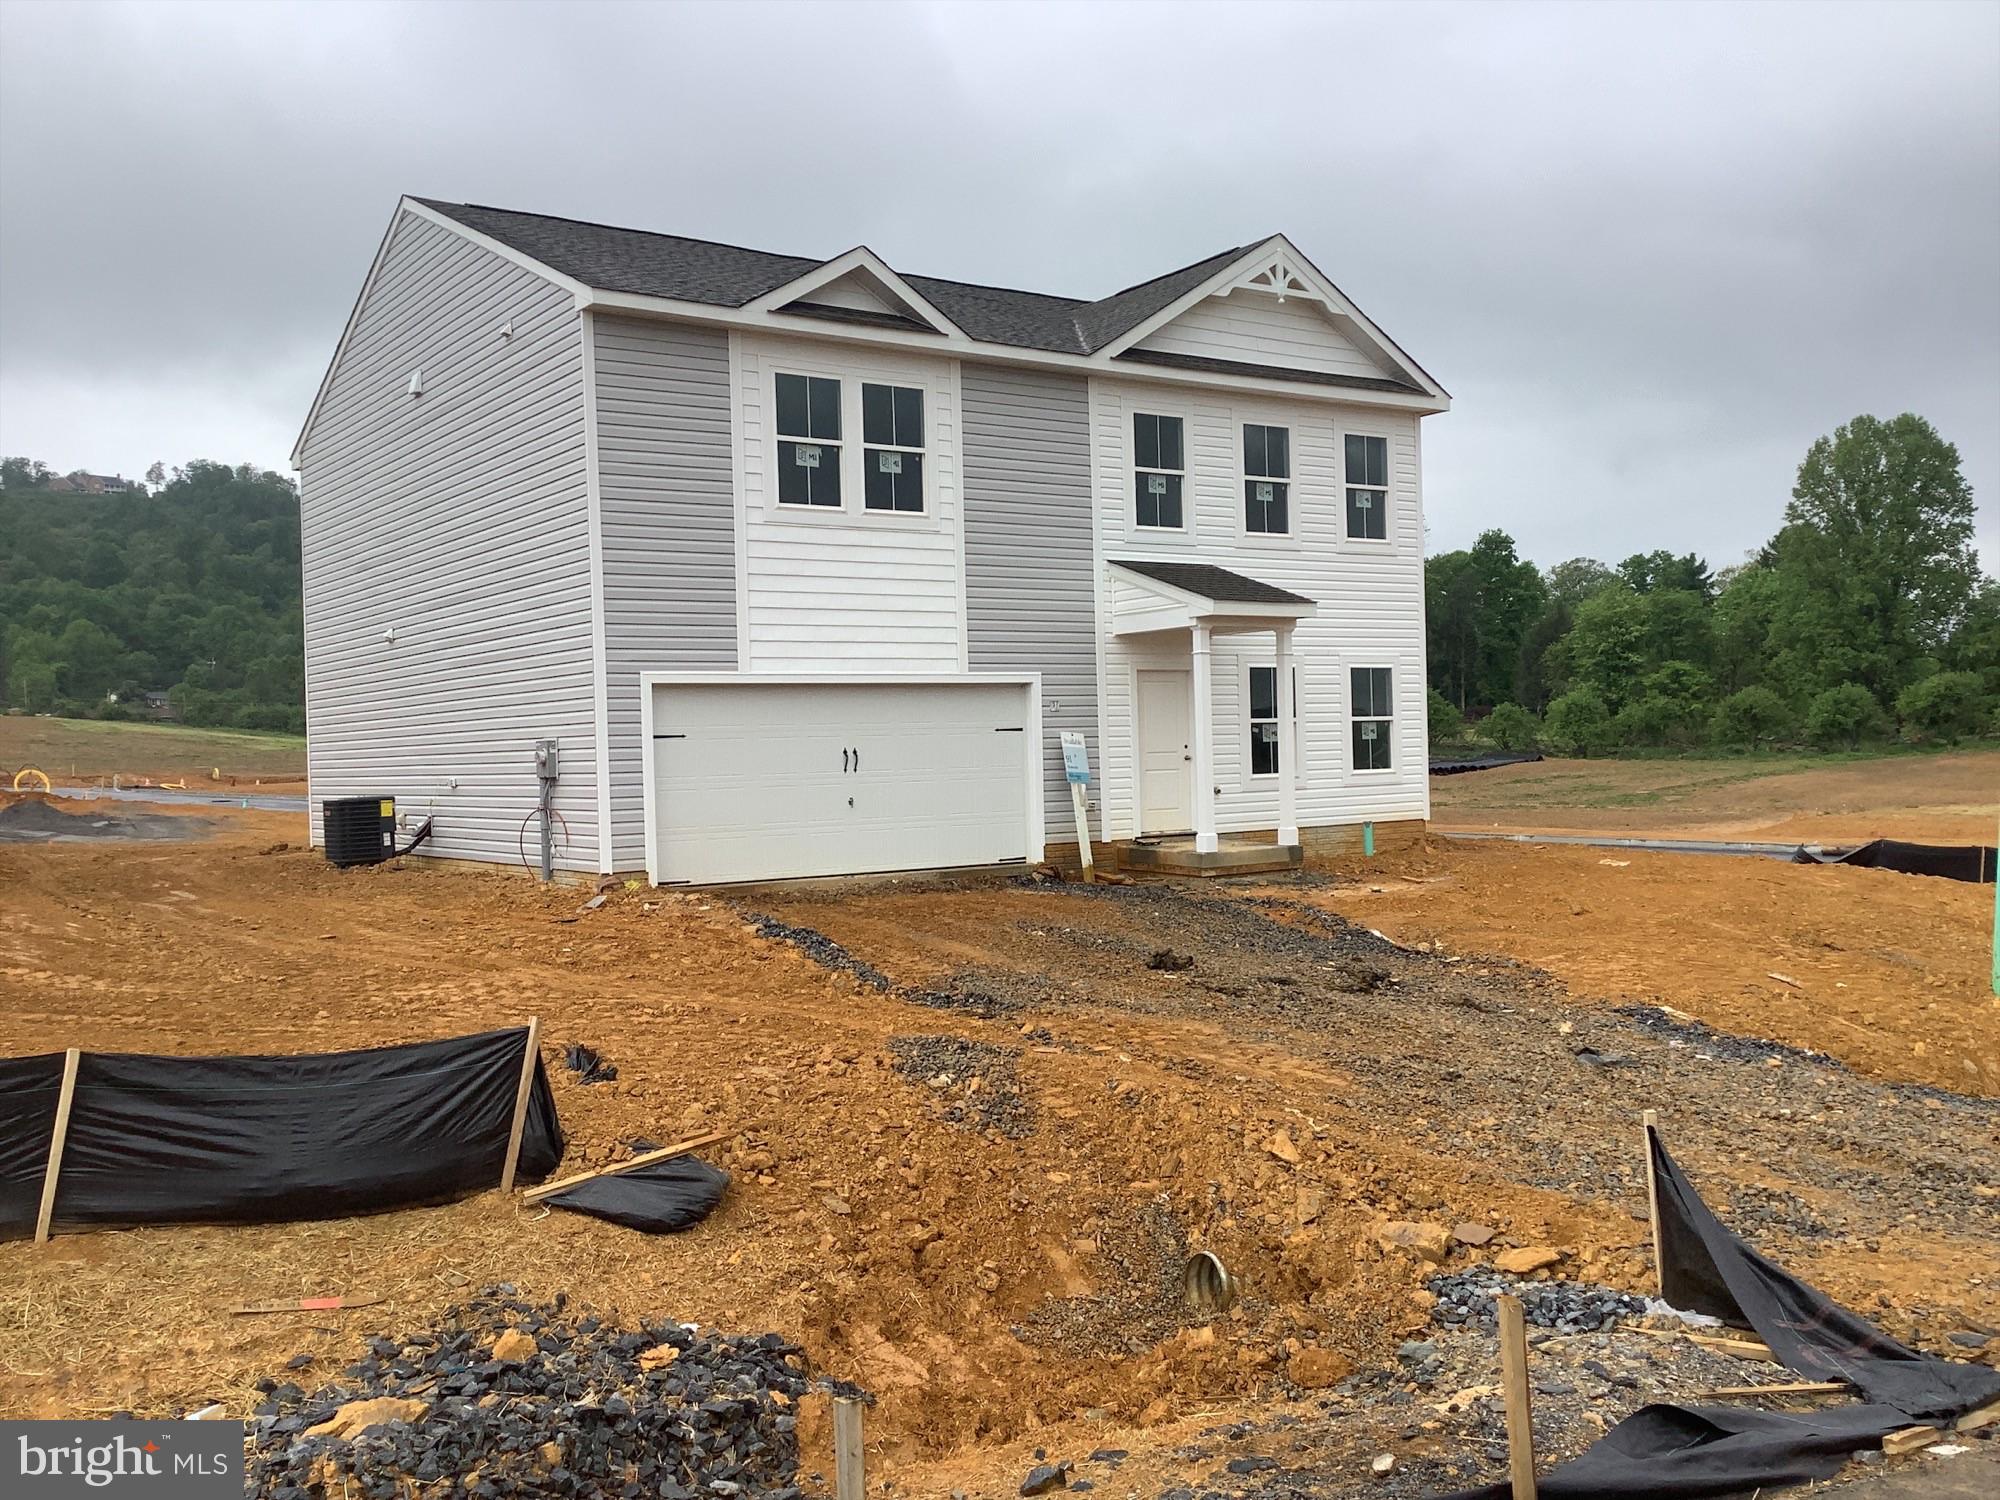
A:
1429,752,1546,776
1650,1126,2000,1422
1792,838,1996,883
0,1026,562,1240
544,1155,730,1234
1444,1402,1916,1500
1439,1128,2000,1499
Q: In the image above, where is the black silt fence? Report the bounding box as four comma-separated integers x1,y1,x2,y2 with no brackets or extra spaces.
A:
0,1025,562,1241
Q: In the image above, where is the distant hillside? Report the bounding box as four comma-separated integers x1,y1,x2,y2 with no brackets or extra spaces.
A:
0,458,304,732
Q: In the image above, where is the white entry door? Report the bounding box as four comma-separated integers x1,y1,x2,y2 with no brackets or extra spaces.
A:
647,677,1038,885
1136,669,1193,835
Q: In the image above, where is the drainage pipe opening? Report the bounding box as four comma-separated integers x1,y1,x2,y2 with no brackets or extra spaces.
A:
1183,1250,1235,1315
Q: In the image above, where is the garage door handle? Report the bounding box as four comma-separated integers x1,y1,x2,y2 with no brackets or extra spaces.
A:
853,747,860,772
842,748,851,773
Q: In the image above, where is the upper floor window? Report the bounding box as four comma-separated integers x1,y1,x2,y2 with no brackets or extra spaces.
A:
1344,434,1388,540
1133,412,1185,529
776,373,842,507
1351,665,1393,770
862,383,925,513
1243,423,1290,534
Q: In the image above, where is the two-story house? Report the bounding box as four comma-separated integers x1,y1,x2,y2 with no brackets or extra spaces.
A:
294,198,1448,885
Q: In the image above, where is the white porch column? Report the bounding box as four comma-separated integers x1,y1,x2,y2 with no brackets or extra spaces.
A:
1190,622,1219,853
1276,623,1299,848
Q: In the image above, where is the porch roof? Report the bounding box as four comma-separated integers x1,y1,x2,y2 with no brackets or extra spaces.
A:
1107,559,1316,636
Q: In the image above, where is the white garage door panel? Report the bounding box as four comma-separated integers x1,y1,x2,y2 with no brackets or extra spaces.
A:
649,679,1034,884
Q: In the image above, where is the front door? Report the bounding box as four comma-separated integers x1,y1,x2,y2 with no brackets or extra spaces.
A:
1136,669,1193,835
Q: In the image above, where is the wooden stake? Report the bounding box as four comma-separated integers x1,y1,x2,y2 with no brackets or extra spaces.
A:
1641,1108,1664,1298
1495,1293,1536,1500
1070,782,1096,884
521,1127,734,1205
231,1294,383,1316
34,1048,81,1245
833,1395,864,1500
499,1017,540,1196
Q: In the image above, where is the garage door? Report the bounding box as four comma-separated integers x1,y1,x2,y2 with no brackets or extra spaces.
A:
646,677,1039,885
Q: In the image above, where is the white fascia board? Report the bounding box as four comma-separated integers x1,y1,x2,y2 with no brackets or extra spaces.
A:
290,197,594,467
743,245,965,338
1092,233,1450,404
578,287,1448,414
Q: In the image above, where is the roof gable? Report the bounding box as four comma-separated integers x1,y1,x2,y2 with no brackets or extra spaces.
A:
1097,235,1448,400
744,246,963,337
1132,290,1397,383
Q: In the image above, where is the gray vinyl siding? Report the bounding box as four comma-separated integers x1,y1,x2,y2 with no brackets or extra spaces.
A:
299,208,597,870
592,313,738,872
960,363,1098,831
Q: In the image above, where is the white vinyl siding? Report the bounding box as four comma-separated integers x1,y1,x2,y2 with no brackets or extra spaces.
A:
1133,293,1397,382
735,333,964,671
299,208,597,871
1090,375,1428,840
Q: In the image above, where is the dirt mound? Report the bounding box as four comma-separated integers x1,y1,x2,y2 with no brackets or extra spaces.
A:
0,792,213,842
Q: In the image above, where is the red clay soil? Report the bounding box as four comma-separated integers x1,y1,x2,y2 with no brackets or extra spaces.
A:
1,799,1994,1497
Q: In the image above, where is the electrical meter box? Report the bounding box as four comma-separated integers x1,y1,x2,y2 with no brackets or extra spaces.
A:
534,739,559,780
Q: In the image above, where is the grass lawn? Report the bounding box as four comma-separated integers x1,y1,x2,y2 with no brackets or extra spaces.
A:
1429,744,1999,842
0,716,306,783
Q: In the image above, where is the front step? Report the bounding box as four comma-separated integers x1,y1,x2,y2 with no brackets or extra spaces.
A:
1114,840,1306,879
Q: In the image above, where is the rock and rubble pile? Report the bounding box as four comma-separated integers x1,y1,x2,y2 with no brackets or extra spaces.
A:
1427,1266,1649,1335
887,1034,1035,1138
245,1289,816,1500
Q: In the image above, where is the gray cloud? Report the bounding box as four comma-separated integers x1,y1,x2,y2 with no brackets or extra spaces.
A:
2,0,1994,570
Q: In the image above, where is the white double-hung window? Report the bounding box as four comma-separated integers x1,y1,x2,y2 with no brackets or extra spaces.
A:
1344,434,1389,540
775,373,843,507
862,382,926,513
1133,412,1185,529
1243,423,1290,535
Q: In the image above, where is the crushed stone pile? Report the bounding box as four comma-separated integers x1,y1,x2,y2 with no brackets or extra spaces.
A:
887,1034,1035,1138
245,1288,817,1500
1427,1266,1649,1335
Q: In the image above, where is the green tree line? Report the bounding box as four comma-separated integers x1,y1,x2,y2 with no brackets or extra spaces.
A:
1426,413,1996,756
1,459,304,733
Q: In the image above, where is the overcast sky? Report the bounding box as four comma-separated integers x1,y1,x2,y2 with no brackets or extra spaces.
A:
2,0,1995,571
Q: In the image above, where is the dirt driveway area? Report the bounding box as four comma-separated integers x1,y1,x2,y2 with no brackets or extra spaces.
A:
3,793,1997,1497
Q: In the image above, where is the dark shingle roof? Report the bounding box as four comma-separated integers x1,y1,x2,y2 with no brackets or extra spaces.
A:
1111,560,1315,608
1071,245,1249,351
416,199,1258,358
